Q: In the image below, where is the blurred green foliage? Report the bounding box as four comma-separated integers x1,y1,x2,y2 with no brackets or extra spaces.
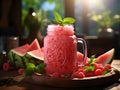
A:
24,10,47,30
88,11,120,28
22,0,64,36
22,0,64,25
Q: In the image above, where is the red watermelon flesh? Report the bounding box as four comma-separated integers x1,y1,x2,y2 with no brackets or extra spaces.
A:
41,47,44,53
27,49,44,61
12,44,30,56
96,48,115,66
28,39,41,51
77,51,89,64
11,38,41,56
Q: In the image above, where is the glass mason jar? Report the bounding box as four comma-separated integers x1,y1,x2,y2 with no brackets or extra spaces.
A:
44,25,87,78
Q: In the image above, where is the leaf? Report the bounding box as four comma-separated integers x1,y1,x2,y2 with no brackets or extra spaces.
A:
84,65,95,72
54,12,62,22
26,63,35,69
35,63,46,74
63,17,75,24
88,55,96,64
22,63,36,77
102,70,108,75
49,12,75,26
22,68,35,77
22,62,46,77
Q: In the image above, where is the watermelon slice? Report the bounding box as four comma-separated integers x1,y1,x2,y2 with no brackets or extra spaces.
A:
77,48,115,66
77,51,89,64
11,44,30,56
96,48,115,66
27,49,44,61
28,39,41,51
8,38,43,68
41,47,44,53
11,38,40,56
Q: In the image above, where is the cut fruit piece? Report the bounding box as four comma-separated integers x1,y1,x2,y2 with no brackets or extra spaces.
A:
77,51,89,64
27,49,44,61
8,38,42,68
41,47,44,53
28,39,41,51
96,48,115,66
8,44,30,68
11,44,30,56
8,50,27,68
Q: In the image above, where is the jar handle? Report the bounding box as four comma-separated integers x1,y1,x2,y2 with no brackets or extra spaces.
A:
77,38,87,67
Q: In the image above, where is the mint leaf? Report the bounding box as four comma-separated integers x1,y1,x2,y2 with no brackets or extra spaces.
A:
26,63,35,69
88,55,96,64
63,17,75,24
55,12,62,22
35,63,46,74
102,70,108,75
22,62,46,77
84,65,95,72
50,12,75,26
22,63,36,77
22,68,35,77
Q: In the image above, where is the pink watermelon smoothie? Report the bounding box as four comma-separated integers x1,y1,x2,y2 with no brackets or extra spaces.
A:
44,25,77,78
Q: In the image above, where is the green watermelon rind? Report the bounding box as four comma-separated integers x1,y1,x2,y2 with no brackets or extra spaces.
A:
27,52,44,61
24,53,43,64
8,50,25,68
10,44,30,56
8,39,44,69
11,49,26,56
8,50,14,65
8,50,43,69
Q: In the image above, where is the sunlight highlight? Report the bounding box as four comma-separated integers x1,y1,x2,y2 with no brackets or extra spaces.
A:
87,0,102,9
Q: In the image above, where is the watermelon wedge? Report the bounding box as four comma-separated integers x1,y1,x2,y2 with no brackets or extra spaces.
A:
8,38,43,68
96,48,115,66
11,44,30,56
28,39,41,51
41,47,44,53
27,49,44,61
77,48,115,66
10,38,40,56
77,51,89,64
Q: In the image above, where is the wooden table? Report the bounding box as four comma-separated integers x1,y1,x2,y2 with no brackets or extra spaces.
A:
0,60,120,90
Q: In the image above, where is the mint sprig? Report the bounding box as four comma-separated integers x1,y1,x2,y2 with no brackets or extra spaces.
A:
35,63,46,74
50,12,75,26
88,55,96,64
22,63,35,77
22,62,46,77
84,65,95,72
84,55,96,72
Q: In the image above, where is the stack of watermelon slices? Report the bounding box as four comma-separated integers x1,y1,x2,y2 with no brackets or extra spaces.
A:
8,39,44,68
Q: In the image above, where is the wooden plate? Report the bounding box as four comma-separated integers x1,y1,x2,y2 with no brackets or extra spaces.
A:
23,68,120,87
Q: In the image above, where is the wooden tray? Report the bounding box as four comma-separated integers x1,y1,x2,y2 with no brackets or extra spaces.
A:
23,68,120,87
